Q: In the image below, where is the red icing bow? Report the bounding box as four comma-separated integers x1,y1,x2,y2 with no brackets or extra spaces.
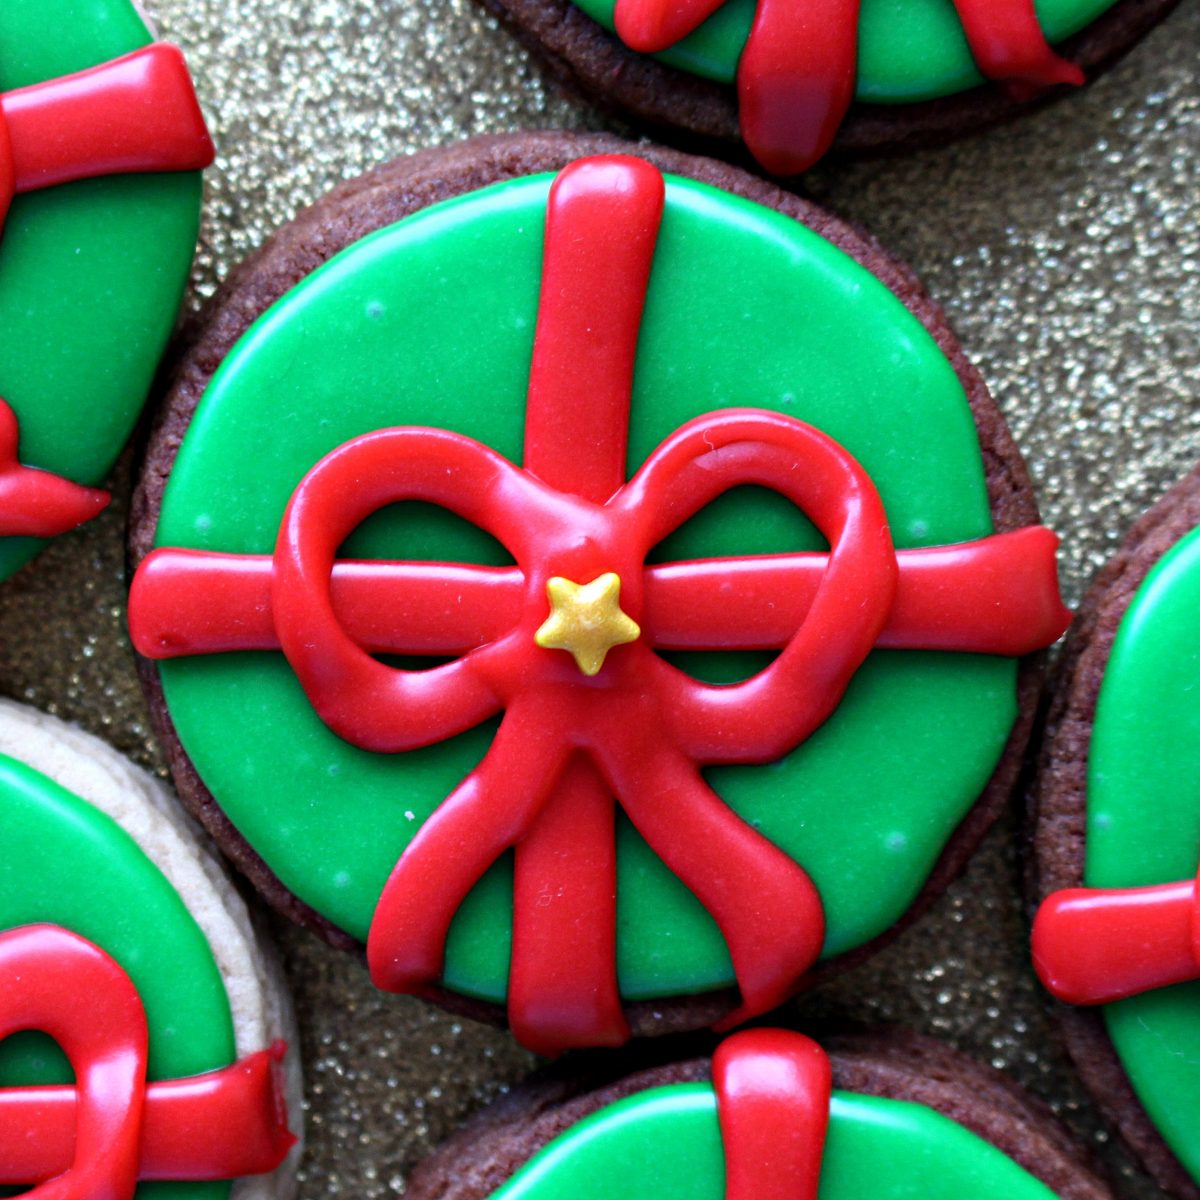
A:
130,156,1069,1056
1034,868,1200,1006
0,924,294,1199
611,0,1084,174
0,43,214,543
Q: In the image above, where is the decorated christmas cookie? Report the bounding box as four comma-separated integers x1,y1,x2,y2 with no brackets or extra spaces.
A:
479,0,1182,173
128,133,1069,1055
0,698,301,1200
0,0,213,581
406,1028,1112,1200
1032,467,1200,1200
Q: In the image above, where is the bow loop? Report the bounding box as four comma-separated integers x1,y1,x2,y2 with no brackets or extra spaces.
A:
0,925,147,1200
625,409,897,761
272,426,539,753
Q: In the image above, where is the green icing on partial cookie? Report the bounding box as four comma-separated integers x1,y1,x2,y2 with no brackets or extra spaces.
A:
488,1082,1059,1200
0,0,204,581
0,753,236,1200
155,170,1018,1006
1086,524,1200,1188
571,0,1116,100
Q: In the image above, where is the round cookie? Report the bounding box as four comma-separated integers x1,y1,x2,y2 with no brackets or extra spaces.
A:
1031,466,1200,1199
0,698,302,1200
406,1027,1112,1200
128,132,1069,1055
0,0,213,581
476,0,1182,173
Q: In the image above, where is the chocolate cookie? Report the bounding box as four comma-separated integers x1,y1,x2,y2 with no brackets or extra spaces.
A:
475,0,1183,174
406,1027,1112,1200
1031,466,1200,1199
0,0,212,581
0,698,302,1200
128,132,1068,1054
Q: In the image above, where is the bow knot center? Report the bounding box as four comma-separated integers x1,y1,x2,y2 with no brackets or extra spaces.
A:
534,572,641,676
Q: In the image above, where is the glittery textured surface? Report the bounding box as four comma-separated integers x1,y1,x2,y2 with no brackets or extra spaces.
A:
0,1,1197,1196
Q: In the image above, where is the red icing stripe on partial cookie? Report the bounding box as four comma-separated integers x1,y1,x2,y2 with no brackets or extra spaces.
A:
0,398,109,538
714,1030,831,1200
1033,872,1200,1006
129,156,1070,1057
0,925,294,1196
610,0,1082,172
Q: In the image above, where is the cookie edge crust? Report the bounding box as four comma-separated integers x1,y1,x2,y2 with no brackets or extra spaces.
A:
1028,465,1200,1200
130,128,1047,1037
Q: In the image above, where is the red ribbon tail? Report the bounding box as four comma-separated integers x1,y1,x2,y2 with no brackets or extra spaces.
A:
953,0,1084,95
510,757,629,1056
620,747,824,1024
368,708,570,994
0,461,109,538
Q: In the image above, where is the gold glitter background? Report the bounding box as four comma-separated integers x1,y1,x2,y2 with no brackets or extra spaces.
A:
0,1,1198,1196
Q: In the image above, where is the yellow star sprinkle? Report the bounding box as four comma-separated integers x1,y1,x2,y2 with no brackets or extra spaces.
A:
534,572,641,677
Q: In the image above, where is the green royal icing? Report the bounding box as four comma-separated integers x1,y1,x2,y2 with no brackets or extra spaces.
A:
1085,524,1200,1188
155,170,1018,1007
570,0,1117,103
485,1081,1059,1200
0,754,236,1200
0,0,205,582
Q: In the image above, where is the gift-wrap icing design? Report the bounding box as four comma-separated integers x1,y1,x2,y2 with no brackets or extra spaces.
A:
132,156,1067,1053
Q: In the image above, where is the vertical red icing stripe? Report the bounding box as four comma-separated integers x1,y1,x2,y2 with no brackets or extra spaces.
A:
714,1029,831,1200
509,155,664,1053
737,0,860,177
509,758,628,1055
523,155,664,501
952,0,1084,92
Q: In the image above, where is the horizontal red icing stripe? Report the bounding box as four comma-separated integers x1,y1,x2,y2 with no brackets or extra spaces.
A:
1,44,214,196
131,528,1068,661
0,1043,295,1183
1033,876,1200,1006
